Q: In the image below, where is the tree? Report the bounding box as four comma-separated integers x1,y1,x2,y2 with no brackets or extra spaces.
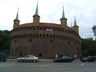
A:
0,30,11,50
81,38,96,56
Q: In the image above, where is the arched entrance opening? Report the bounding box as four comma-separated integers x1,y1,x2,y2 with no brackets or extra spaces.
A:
38,53,42,58
20,52,22,57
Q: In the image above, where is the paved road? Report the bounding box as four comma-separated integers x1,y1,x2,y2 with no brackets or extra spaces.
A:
0,59,96,72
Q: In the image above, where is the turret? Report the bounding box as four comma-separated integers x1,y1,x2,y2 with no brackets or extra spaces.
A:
60,6,67,27
13,9,20,29
33,2,40,25
72,17,79,33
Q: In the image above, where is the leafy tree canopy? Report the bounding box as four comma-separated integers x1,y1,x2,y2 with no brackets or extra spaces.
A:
81,38,96,56
0,30,11,50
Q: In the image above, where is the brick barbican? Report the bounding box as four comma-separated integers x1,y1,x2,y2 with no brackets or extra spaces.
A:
10,4,81,59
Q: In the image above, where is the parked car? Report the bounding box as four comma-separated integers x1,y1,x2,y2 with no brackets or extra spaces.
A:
92,56,96,60
53,56,74,62
17,55,39,62
81,56,95,62
0,53,7,62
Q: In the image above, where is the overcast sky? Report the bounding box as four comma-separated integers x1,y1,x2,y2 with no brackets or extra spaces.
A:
0,0,96,38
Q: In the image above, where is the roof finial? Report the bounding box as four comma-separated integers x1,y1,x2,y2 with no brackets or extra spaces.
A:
74,16,77,26
62,6,65,18
35,2,39,16
15,8,19,20
70,19,73,27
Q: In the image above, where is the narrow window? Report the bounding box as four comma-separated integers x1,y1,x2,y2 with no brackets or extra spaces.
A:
29,39,32,42
50,39,53,42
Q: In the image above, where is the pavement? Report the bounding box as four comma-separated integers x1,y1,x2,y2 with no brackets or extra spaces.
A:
0,59,96,72
7,58,80,62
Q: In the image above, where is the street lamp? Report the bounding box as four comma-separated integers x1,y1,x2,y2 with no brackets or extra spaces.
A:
92,25,96,40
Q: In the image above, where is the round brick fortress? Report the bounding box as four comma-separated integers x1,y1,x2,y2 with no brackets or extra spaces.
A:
10,5,81,59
